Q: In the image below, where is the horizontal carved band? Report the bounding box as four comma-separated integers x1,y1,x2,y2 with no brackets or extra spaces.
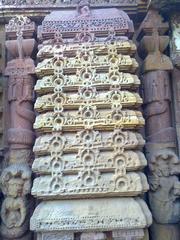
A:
37,41,136,60
36,55,138,77
30,198,152,232
35,72,140,94
32,150,147,174
33,130,145,156
32,172,148,198
34,110,145,133
34,91,142,113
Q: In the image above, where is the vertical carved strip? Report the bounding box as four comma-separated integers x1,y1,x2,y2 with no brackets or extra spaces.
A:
0,16,36,240
171,14,180,155
139,10,180,240
31,1,151,239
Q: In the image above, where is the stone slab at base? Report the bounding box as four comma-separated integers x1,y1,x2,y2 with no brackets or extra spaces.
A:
36,229,148,240
30,198,152,233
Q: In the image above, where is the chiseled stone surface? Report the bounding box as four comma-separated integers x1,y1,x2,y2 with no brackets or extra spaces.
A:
30,198,152,232
139,9,180,239
31,1,151,238
0,16,36,240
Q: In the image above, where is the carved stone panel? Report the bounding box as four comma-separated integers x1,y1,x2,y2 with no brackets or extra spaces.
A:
31,3,151,238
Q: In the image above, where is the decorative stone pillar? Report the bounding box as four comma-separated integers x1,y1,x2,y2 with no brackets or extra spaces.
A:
138,10,180,240
31,1,152,239
170,14,180,155
0,16,36,240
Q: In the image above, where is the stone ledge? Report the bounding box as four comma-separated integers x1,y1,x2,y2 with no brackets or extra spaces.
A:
30,198,152,232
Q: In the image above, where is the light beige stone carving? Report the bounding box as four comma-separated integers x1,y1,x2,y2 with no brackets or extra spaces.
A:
1,163,31,197
32,150,147,174
34,109,144,133
31,6,151,238
35,72,140,94
0,163,31,239
36,55,138,78
35,91,142,112
37,41,137,59
30,198,152,232
32,172,148,198
33,130,145,155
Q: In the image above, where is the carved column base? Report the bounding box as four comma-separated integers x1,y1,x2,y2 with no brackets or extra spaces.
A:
112,229,145,240
150,221,180,240
80,232,106,240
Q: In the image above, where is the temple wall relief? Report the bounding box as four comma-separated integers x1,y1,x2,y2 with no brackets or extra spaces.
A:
0,16,36,240
30,1,152,239
138,10,180,240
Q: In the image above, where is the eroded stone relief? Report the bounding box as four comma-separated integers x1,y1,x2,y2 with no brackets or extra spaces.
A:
0,16,36,240
139,10,180,240
31,2,151,239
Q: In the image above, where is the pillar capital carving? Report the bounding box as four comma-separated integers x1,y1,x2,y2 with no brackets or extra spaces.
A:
138,10,173,72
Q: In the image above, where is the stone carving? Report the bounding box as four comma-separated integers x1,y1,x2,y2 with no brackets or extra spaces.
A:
1,0,146,8
1,163,31,197
147,149,180,224
37,232,74,240
112,229,145,240
38,4,134,41
0,16,36,240
139,10,180,239
0,164,31,239
31,4,151,239
1,0,138,4
31,198,152,232
5,17,36,150
142,71,175,143
80,232,106,240
139,10,173,72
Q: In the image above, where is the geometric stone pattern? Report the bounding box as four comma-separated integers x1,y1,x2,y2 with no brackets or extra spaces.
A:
31,2,152,238
32,41,148,199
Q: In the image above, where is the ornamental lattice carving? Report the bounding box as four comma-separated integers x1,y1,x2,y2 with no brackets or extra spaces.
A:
31,2,152,238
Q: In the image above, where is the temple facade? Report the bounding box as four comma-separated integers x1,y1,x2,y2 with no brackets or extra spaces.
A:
0,1,179,240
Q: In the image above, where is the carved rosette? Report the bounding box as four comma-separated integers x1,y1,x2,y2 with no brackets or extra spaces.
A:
139,10,180,240
31,3,152,240
0,16,36,240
